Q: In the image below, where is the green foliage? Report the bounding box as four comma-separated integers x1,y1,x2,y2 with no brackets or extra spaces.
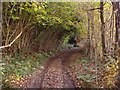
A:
3,2,85,31
2,53,49,88
67,57,97,88
3,2,88,54
77,57,90,64
77,73,96,83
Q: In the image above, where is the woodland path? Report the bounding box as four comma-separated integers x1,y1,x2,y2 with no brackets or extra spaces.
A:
21,47,86,88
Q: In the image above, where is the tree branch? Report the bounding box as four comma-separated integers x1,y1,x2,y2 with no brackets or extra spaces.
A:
87,3,106,11
87,7,101,11
0,31,23,49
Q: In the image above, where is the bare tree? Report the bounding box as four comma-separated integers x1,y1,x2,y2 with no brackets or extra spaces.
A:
100,2,106,57
112,2,120,88
112,2,120,48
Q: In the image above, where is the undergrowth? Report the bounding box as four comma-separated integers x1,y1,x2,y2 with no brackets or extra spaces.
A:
2,53,50,88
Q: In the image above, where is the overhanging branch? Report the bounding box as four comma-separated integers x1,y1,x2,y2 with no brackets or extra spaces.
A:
0,31,23,49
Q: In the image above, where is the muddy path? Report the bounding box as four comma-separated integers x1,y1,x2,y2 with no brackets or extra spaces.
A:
22,47,86,88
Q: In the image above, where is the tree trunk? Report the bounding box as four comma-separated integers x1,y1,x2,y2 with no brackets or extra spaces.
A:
100,2,106,57
91,12,95,60
112,2,120,48
87,12,91,60
112,2,120,88
0,1,2,89
0,1,2,47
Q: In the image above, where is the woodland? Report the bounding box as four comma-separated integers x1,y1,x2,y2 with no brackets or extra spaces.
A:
0,1,120,89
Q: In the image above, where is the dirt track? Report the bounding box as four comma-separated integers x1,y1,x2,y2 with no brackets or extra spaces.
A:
22,47,86,88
